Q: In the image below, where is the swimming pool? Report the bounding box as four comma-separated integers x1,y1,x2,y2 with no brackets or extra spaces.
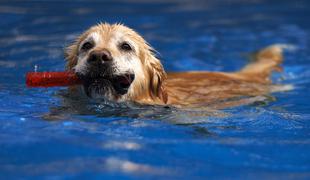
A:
0,0,309,179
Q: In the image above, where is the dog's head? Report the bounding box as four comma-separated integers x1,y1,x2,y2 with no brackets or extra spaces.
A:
65,23,167,103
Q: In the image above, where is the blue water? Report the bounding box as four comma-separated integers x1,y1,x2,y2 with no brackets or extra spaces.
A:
0,0,309,179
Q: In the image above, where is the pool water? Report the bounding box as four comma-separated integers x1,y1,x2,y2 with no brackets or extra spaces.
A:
0,0,309,179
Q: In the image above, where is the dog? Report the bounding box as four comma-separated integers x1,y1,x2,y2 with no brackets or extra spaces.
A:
65,23,292,108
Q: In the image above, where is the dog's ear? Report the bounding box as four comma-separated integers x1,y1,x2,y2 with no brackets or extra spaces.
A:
64,43,78,70
144,51,168,104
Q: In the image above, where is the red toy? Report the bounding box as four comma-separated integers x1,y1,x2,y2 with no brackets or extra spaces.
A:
26,71,81,87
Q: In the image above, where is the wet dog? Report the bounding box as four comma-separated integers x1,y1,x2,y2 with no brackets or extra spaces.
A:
65,23,292,108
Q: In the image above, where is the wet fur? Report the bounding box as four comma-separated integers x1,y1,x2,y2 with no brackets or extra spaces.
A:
65,23,291,108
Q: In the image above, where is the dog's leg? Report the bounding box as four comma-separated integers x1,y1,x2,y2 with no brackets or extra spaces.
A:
236,44,294,83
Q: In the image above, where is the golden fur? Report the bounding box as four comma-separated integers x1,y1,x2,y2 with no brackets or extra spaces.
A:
65,23,291,108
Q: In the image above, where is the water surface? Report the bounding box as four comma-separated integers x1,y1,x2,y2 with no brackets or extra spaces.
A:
0,0,309,179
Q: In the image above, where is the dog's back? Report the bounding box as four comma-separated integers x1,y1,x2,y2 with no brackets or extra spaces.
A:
163,45,293,108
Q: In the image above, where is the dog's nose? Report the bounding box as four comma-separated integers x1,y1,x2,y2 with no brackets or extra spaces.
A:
88,50,112,63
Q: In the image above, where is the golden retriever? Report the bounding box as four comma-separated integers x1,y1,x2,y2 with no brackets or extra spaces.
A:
65,23,292,108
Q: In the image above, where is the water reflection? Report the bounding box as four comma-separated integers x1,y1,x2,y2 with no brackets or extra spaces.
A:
103,141,141,150
44,89,230,125
0,157,172,176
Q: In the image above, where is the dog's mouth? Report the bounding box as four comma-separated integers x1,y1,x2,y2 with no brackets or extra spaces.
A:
111,74,135,95
79,73,135,97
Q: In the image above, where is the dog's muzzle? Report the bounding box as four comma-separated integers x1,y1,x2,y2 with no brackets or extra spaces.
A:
77,50,135,97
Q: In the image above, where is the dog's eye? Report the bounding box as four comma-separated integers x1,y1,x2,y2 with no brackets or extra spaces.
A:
120,42,132,51
81,42,94,51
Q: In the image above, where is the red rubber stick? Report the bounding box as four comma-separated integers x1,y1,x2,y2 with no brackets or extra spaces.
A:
26,71,82,87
